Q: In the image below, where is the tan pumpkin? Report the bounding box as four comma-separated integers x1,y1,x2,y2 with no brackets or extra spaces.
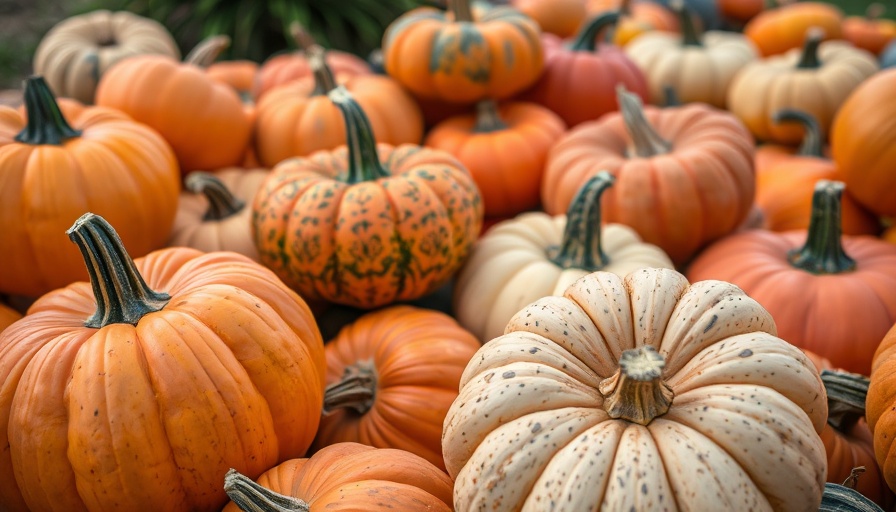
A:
443,267,828,510
454,172,673,343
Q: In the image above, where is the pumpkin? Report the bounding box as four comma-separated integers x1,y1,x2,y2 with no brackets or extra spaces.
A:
254,45,423,169
206,60,259,105
624,1,758,109
586,0,680,47
821,477,889,512
518,12,650,128
169,168,269,261
542,86,755,265
32,10,180,104
717,0,765,25
0,213,325,511
423,100,565,217
843,4,896,56
443,266,828,510
831,68,896,217
511,0,587,38
223,443,453,512
869,323,896,495
453,171,673,342
311,305,480,471
727,28,879,145
0,302,21,333
0,76,180,298
95,36,252,174
756,109,880,236
252,87,483,309
744,1,844,57
382,0,544,104
688,180,896,376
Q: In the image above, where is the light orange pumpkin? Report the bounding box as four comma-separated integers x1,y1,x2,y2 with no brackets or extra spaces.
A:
744,1,844,56
867,323,896,495
842,3,896,56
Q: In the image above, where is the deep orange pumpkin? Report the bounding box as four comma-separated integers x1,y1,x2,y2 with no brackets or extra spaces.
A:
744,1,844,56
0,302,20,333
868,323,896,495
511,0,587,38
586,0,680,46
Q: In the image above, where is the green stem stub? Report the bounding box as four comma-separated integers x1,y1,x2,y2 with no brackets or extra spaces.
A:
772,109,824,158
67,213,170,329
473,100,509,133
671,0,703,47
568,12,621,52
224,469,310,512
618,85,672,158
15,76,82,145
185,172,246,221
322,361,377,415
821,369,869,432
796,27,824,69
449,0,475,22
548,171,615,271
307,45,338,96
327,86,391,184
787,180,857,275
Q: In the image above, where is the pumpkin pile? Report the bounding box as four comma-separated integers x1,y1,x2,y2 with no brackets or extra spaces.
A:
1,0,896,510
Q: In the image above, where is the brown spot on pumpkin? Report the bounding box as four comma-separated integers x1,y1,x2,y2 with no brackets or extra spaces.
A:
739,349,753,358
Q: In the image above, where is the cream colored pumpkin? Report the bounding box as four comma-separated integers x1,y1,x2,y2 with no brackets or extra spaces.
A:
33,10,180,104
443,267,829,511
625,3,758,108
452,172,673,343
169,168,269,261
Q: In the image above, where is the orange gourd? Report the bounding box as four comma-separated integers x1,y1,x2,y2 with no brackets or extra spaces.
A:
842,4,896,56
511,0,588,38
868,323,896,495
745,1,844,56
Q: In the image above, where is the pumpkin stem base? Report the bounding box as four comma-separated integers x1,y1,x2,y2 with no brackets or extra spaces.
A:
224,469,310,512
599,346,673,425
787,180,856,275
323,360,377,415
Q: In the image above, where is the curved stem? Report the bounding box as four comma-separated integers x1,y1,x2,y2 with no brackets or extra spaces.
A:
796,27,824,69
787,180,856,274
617,85,672,158
568,12,621,52
66,213,170,328
670,0,703,47
449,0,474,22
548,171,615,271
598,346,674,425
289,21,317,53
224,469,310,512
821,370,868,432
323,361,377,415
15,76,81,145
307,45,338,96
185,172,245,221
772,109,824,158
184,35,231,67
328,86,390,184
473,100,508,133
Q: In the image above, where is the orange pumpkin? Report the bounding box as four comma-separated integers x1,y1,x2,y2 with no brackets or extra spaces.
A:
311,306,480,471
223,443,453,512
0,76,180,298
382,0,544,104
511,0,587,38
542,86,755,265
95,36,252,174
843,4,896,56
868,323,896,495
745,1,844,56
252,87,483,309
688,180,896,376
0,302,20,333
586,0,680,47
0,213,325,511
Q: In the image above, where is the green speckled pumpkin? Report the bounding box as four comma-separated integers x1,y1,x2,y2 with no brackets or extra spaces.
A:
252,87,483,309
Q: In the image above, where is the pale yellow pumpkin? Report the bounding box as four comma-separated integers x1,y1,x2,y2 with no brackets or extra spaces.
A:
443,267,829,511
452,172,673,343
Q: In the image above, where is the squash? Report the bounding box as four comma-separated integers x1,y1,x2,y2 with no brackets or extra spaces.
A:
831,68,896,217
443,266,828,510
624,1,758,108
311,306,480,471
95,36,252,174
423,100,565,217
745,1,844,56
0,213,325,511
586,0,680,47
543,86,755,265
0,76,180,298
382,0,544,103
32,10,180,104
727,28,879,144
252,87,483,309
843,4,896,56
688,180,896,376
518,12,650,128
453,171,673,342
223,443,453,512
868,323,896,495
0,302,21,334
511,0,588,38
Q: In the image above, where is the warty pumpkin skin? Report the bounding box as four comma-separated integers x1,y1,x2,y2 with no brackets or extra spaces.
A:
869,323,896,495
443,266,828,510
744,1,844,57
0,213,326,511
252,87,483,309
0,76,180,298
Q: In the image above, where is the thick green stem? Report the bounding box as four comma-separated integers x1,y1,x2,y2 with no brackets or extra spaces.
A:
185,172,245,221
671,0,703,47
772,109,824,158
796,28,824,69
307,45,338,96
449,0,474,22
599,346,674,425
473,100,508,133
821,370,868,432
224,469,310,512
787,180,856,274
617,85,672,158
323,361,377,415
328,86,390,184
67,213,170,328
663,84,680,107
568,12,621,52
548,172,615,270
15,76,81,145
184,35,231,67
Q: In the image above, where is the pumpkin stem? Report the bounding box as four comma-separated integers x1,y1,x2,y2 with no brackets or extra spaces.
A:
473,100,509,133
224,469,310,512
67,213,170,328
449,0,475,22
185,172,246,221
548,171,615,270
842,467,866,490
184,35,231,67
796,27,824,69
618,85,671,158
323,361,377,415
619,0,632,16
307,45,338,96
671,0,703,47
663,84,680,107
821,369,868,432
598,346,673,425
15,76,82,145
289,21,318,53
568,12,621,52
787,180,856,274
772,109,824,158
328,86,390,184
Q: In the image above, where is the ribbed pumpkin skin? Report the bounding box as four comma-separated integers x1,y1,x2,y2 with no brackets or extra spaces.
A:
744,2,844,56
222,443,454,511
254,51,372,99
312,306,480,470
0,248,326,511
869,324,896,495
